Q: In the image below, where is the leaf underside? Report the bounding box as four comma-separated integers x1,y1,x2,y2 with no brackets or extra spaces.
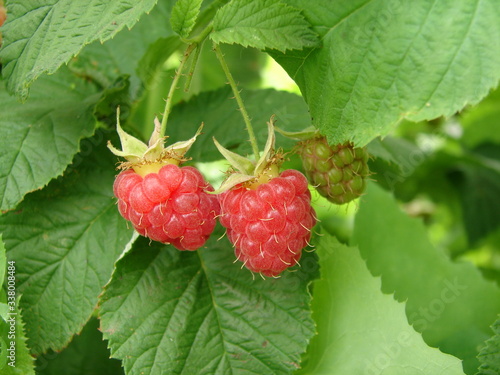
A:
274,0,500,146
211,0,319,52
298,235,465,375
352,183,500,374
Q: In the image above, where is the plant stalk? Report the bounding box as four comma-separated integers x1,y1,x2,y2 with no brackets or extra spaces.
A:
213,42,260,161
184,43,202,92
189,23,213,44
159,43,196,138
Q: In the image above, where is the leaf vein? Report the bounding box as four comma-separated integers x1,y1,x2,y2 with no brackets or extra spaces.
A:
417,0,482,113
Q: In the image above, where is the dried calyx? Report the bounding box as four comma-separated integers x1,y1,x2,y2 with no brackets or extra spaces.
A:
213,116,283,193
107,108,202,177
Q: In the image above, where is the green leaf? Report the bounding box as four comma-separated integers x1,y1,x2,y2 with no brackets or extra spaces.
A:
69,0,177,99
449,149,500,245
0,237,35,375
0,237,7,323
255,118,277,175
93,76,132,128
35,317,124,375
211,0,318,52
460,87,500,149
0,303,7,325
0,235,5,286
352,183,500,374
0,0,158,99
171,0,203,39
99,234,316,375
0,132,134,354
367,137,423,170
0,302,36,375
385,144,500,247
0,67,99,211
136,36,183,88
193,42,264,92
366,136,427,191
298,235,465,375
167,87,311,162
274,0,500,146
477,315,500,375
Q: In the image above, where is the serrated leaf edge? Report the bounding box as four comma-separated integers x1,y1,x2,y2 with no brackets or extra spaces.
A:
170,0,204,39
211,0,319,53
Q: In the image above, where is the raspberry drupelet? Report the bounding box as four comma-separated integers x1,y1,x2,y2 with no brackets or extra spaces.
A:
114,164,220,251
219,169,316,277
300,137,370,205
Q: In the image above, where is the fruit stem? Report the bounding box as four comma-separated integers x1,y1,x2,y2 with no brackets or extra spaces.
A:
159,43,196,138
182,24,214,92
189,23,214,44
213,42,260,161
183,43,202,92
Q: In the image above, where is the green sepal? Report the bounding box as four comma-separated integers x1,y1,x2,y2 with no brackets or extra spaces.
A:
107,107,148,161
147,116,164,148
141,117,166,161
213,137,256,174
213,116,281,193
165,123,204,158
275,125,318,140
211,172,255,194
255,116,277,175
108,108,203,164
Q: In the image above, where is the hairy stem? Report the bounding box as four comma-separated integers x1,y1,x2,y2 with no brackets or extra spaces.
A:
184,43,202,92
160,43,196,138
213,42,260,160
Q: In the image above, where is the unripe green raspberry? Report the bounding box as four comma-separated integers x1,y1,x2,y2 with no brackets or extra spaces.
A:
299,136,370,204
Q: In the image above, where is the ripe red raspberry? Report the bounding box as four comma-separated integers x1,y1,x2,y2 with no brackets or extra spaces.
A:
299,136,370,204
113,164,220,251
219,169,316,277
